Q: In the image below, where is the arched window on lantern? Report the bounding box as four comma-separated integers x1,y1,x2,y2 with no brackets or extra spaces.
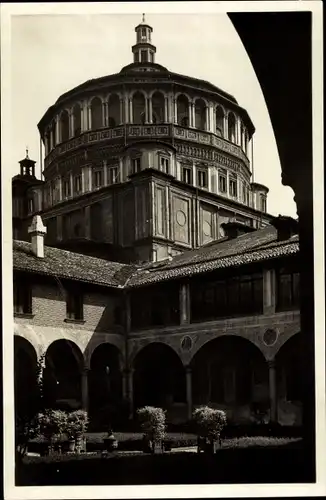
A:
215,106,224,136
108,94,120,128
152,91,165,124
91,97,103,129
132,91,146,124
227,112,236,143
177,94,189,127
73,103,81,136
60,110,70,143
194,99,207,130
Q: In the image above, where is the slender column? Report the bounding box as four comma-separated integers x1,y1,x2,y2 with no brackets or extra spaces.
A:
124,94,129,123
208,166,212,191
268,360,278,423
164,97,168,122
81,368,89,412
55,116,60,145
102,101,106,128
179,282,190,325
205,107,209,131
81,168,86,193
145,98,149,123
127,368,134,418
105,100,109,127
188,102,192,127
70,173,74,197
237,118,242,146
192,103,196,128
69,110,74,138
186,366,193,420
88,165,92,192
172,99,178,123
148,96,153,124
192,161,197,188
58,177,63,201
224,115,228,139
210,105,215,133
80,102,85,132
263,269,276,314
129,98,133,123
119,98,123,124
88,106,92,130
103,160,108,186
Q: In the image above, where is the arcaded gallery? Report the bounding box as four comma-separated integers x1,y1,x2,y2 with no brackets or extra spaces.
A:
13,17,302,430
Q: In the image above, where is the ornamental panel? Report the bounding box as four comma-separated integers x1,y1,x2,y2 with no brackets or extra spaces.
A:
172,194,191,245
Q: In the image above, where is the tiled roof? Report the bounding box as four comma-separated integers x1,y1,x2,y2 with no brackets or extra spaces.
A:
13,225,299,290
13,240,135,289
127,227,299,287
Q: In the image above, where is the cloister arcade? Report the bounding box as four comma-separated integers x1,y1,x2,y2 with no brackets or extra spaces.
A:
43,89,250,157
14,329,302,426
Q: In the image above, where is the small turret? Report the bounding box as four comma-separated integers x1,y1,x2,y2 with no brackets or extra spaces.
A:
132,14,156,64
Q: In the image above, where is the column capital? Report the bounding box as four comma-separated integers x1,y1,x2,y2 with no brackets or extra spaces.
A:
268,359,276,369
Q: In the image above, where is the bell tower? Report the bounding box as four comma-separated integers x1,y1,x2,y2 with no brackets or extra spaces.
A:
132,14,156,64
19,148,36,177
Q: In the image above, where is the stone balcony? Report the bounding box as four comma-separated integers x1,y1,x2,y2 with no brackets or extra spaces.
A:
44,124,250,170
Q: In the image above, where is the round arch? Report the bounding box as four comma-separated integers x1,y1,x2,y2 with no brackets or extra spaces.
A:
190,335,269,410
227,111,236,142
72,103,82,136
60,110,70,142
90,96,103,129
151,91,165,123
14,336,38,419
133,342,186,410
275,332,302,405
215,105,225,136
132,91,146,124
88,343,123,425
176,94,190,127
43,339,84,411
107,93,120,128
194,98,207,130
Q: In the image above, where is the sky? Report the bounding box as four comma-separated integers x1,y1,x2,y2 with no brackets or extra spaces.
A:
10,11,297,217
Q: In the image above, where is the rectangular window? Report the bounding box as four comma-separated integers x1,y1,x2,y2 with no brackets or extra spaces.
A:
182,167,192,184
74,175,82,194
14,280,32,315
141,50,147,62
28,198,34,213
160,157,169,174
276,270,300,311
93,169,103,189
132,158,141,175
134,52,139,63
66,290,84,321
218,174,227,193
108,166,119,184
229,178,237,197
197,169,208,189
63,178,71,198
261,195,267,212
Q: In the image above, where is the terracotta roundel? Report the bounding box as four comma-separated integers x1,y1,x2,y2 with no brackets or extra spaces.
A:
203,220,212,237
263,328,278,347
176,210,187,227
181,335,193,352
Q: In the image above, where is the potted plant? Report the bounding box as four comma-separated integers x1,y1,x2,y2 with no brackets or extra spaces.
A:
38,409,67,455
66,410,89,454
193,406,227,454
103,428,118,452
137,406,166,454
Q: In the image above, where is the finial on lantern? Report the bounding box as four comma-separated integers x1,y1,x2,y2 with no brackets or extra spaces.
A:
26,146,29,159
142,13,146,23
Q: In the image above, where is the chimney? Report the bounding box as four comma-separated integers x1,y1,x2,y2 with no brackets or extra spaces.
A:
221,221,255,240
272,215,298,241
28,215,47,258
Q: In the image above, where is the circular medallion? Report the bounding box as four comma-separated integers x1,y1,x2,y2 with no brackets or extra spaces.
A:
203,221,212,237
181,335,193,352
219,225,226,238
263,329,278,347
176,210,186,227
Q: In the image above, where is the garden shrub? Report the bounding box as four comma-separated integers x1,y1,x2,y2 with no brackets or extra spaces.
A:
193,406,227,444
38,409,67,452
137,406,166,452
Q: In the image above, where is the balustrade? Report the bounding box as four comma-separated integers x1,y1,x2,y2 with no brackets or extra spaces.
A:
44,123,250,170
